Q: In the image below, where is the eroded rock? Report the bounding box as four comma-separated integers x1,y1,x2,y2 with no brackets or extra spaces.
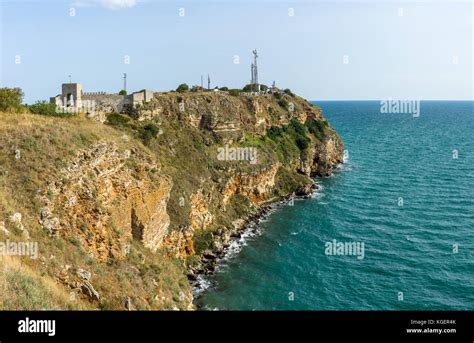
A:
40,141,173,262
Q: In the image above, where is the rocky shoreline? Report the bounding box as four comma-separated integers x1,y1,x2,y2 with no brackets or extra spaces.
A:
188,182,321,302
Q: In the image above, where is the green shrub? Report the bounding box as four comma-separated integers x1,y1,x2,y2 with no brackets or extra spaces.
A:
305,117,326,141
267,126,284,140
273,92,282,100
278,98,289,110
242,84,253,92
284,88,294,97
29,101,67,117
290,119,310,151
176,84,189,93
219,87,229,91
106,112,130,126
242,84,266,92
295,135,310,150
229,89,241,96
141,123,160,144
119,90,127,95
289,118,306,136
0,87,24,112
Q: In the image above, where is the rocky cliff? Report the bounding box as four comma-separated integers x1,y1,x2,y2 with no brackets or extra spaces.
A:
0,90,342,310
39,141,172,262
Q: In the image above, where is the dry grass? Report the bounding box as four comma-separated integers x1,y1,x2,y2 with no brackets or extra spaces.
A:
0,255,92,310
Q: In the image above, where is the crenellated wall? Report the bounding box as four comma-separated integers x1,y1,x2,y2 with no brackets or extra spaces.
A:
50,83,154,122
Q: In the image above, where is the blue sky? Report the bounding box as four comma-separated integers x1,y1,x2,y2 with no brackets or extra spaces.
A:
1,0,472,103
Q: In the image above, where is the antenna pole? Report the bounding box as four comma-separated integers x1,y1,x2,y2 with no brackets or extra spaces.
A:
252,49,259,92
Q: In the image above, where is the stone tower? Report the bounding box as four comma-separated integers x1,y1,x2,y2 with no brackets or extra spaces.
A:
62,83,83,106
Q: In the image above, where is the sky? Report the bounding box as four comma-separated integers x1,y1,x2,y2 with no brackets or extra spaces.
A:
0,0,472,103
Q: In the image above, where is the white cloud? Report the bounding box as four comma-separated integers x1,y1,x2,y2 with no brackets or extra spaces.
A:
101,0,138,10
70,1,96,8
70,0,139,10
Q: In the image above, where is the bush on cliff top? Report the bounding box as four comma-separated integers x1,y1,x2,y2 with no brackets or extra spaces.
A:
29,101,68,117
229,89,241,96
176,83,189,93
284,88,295,97
0,87,24,112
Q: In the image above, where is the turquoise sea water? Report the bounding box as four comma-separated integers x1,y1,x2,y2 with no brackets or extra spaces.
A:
197,101,474,310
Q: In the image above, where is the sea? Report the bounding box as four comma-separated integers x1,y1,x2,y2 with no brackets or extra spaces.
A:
196,101,474,310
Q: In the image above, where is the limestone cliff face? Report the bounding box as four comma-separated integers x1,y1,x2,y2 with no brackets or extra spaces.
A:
189,189,214,230
221,164,280,206
161,226,195,259
137,92,314,142
40,142,172,262
139,93,344,177
312,134,344,176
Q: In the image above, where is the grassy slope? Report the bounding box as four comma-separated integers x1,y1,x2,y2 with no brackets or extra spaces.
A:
0,112,190,310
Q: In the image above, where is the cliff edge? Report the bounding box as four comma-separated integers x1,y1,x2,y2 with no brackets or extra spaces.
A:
0,90,343,310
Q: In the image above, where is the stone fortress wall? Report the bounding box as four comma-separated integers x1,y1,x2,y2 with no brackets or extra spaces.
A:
50,83,154,122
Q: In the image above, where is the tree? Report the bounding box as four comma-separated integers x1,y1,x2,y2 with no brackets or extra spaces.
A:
242,84,253,92
119,90,127,95
243,83,266,92
219,87,229,91
176,83,189,93
0,87,24,111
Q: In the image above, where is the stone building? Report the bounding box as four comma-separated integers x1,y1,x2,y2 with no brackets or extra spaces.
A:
50,83,154,122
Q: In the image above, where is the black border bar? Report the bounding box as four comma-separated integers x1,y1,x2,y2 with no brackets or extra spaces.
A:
0,311,472,342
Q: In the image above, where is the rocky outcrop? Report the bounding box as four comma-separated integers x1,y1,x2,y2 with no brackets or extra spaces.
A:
311,135,344,176
57,265,100,302
221,164,280,206
189,189,214,230
161,226,195,259
40,141,172,262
